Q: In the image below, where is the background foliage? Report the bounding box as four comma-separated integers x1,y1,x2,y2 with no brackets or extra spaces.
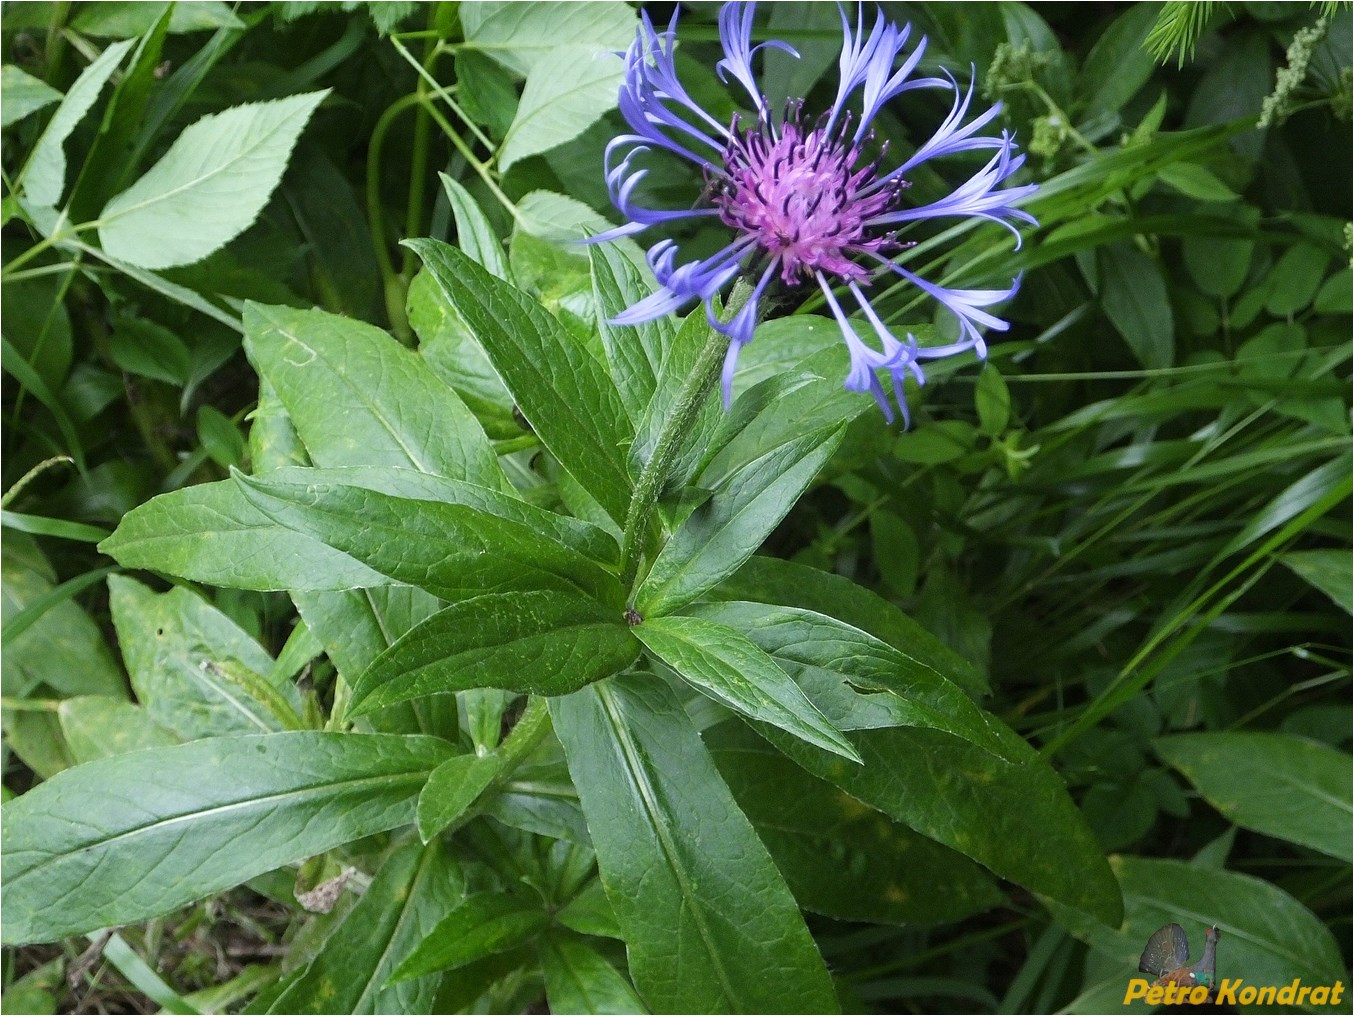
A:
2,1,1350,1013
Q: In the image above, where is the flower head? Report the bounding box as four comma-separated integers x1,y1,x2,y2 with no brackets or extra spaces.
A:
591,2,1037,423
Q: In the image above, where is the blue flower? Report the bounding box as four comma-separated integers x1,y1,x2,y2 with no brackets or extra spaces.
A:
591,2,1037,423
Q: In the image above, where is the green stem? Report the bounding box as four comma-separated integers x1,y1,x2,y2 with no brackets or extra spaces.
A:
366,92,422,341
618,280,753,598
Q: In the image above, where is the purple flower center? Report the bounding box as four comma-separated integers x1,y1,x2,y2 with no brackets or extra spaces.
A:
714,111,902,286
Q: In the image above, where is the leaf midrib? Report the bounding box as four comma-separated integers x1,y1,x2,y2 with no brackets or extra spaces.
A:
597,683,742,1010
9,767,430,883
101,103,306,224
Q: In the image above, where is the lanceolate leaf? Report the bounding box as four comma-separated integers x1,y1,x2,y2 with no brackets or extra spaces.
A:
243,302,502,488
101,466,616,591
709,726,1002,926
97,91,328,269
108,574,301,740
588,241,669,420
634,614,860,762
232,473,623,606
1155,733,1353,861
267,841,464,1014
0,732,455,945
440,173,510,280
540,936,646,1016
349,591,640,715
99,478,387,591
761,723,1123,926
712,555,988,696
405,238,633,523
689,601,1014,759
390,893,549,981
416,752,502,842
551,677,840,1014
636,425,845,617
23,39,134,207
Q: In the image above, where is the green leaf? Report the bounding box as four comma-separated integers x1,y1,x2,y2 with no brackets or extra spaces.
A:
439,173,510,280
556,880,619,939
1,510,109,543
243,302,502,486
297,596,437,695
23,39,134,207
1281,549,1353,614
102,465,615,591
63,6,174,224
390,892,549,981
0,731,455,945
1078,3,1159,118
540,936,646,1016
0,337,86,471
689,602,1014,759
975,364,1012,436
499,49,624,172
416,752,501,842
57,697,179,764
1053,856,1347,1011
712,555,988,697
869,510,919,597
636,425,845,617
634,614,859,762
108,574,302,739
97,91,327,269
759,723,1122,926
407,269,520,440
108,316,191,385
551,677,840,1014
1264,242,1331,317
1156,162,1241,201
588,241,669,421
197,405,245,469
71,1,244,37
710,726,1003,925
482,760,593,846
1183,225,1255,298
267,841,463,1014
232,472,622,605
1155,733,1352,861
349,591,639,715
459,2,637,77
700,347,866,485
517,190,644,266
1,537,124,700
1098,242,1174,368
99,477,383,591
0,65,62,128
405,238,633,523
893,420,975,465
1,565,116,645
1314,267,1352,314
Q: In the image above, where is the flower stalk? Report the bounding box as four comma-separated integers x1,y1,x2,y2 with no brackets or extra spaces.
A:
619,279,754,599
